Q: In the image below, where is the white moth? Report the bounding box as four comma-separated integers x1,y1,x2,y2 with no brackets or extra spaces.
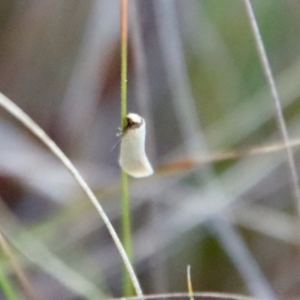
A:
119,113,153,178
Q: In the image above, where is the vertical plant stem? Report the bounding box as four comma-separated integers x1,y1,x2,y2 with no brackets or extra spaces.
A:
0,256,19,300
120,0,134,296
121,171,133,296
121,0,128,126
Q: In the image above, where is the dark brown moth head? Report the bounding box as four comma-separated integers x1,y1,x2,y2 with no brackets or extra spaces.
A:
124,113,144,132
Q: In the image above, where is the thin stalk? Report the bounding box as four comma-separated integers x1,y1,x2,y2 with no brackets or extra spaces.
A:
121,171,133,296
0,257,19,300
120,0,134,296
0,231,38,300
243,0,300,217
121,0,128,126
112,292,257,300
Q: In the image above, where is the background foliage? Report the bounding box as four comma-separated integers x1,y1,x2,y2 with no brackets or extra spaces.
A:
0,1,299,299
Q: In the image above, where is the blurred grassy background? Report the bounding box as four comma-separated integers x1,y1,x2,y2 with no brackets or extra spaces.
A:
0,0,300,299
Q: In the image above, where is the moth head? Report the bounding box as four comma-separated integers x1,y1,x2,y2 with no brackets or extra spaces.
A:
125,113,144,131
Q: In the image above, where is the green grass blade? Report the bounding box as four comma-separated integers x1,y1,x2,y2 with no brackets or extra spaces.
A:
0,259,20,300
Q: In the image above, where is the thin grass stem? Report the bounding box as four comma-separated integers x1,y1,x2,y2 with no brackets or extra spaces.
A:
243,0,300,217
0,231,38,300
111,292,258,300
121,0,128,126
158,138,300,174
121,171,133,296
120,0,135,296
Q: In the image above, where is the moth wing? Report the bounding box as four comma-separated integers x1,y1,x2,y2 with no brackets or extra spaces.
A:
119,132,153,178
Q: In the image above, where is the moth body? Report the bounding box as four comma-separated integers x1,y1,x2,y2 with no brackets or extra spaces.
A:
119,113,153,178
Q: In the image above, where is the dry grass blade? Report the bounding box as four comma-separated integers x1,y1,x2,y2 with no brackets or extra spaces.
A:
159,138,300,174
243,0,300,217
0,230,39,300
0,92,142,297
111,292,258,300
